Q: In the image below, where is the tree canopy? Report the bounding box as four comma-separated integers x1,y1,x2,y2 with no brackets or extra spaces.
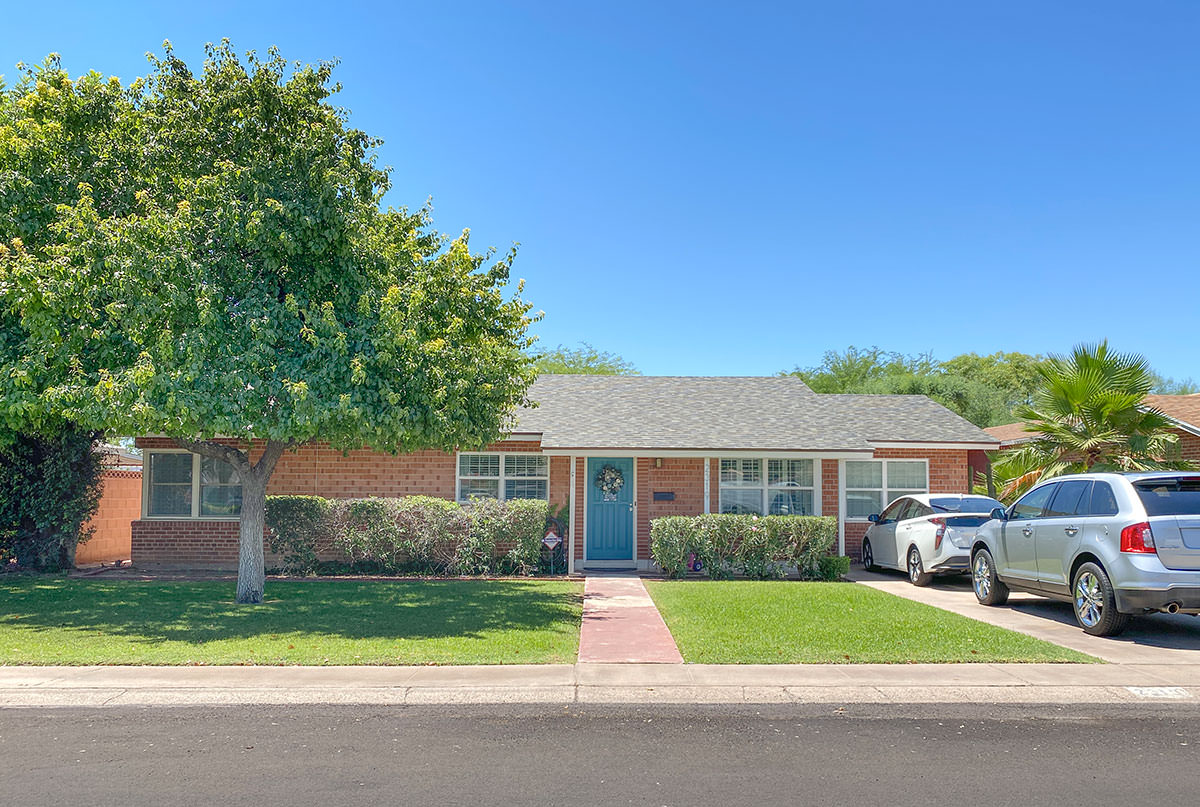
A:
533,342,639,375
785,347,1046,427
0,43,537,601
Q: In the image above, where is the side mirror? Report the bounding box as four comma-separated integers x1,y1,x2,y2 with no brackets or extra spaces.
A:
990,507,1007,521
867,513,880,523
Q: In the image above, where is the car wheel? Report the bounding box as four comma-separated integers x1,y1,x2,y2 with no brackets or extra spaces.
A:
861,538,877,571
907,546,933,587
972,548,1009,606
1072,562,1131,637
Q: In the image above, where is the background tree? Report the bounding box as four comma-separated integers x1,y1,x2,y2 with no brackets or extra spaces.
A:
533,342,639,375
0,427,106,570
0,44,536,602
785,346,1046,427
1150,373,1200,396
990,342,1191,500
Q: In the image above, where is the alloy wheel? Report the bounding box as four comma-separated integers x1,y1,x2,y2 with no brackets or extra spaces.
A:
973,553,991,599
908,549,922,583
1074,571,1103,628
862,541,873,569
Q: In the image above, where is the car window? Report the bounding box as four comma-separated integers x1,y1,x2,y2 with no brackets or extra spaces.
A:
1010,484,1056,521
1134,477,1200,517
878,499,906,524
912,502,934,518
1090,481,1119,516
1045,480,1092,517
899,500,925,521
895,500,919,522
930,496,1004,513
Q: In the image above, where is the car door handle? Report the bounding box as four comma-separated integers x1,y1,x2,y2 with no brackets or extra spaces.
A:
1021,526,1033,537
1064,526,1079,536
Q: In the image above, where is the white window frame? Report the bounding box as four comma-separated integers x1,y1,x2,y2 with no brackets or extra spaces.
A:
843,458,930,522
456,452,550,503
142,449,242,520
717,457,820,516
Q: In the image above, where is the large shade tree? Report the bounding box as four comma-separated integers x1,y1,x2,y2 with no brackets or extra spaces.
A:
0,44,537,602
991,342,1190,500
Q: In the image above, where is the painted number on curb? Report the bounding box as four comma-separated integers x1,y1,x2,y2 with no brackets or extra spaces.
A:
1126,686,1192,699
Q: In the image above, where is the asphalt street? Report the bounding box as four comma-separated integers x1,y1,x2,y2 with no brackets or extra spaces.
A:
3,703,1200,806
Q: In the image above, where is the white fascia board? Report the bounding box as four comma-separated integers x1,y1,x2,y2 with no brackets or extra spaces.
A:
539,448,871,459
1150,412,1200,439
866,441,1001,451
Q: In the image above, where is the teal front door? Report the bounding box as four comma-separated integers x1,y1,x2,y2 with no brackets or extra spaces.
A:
586,457,635,561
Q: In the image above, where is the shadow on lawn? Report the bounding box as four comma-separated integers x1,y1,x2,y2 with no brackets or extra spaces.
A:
0,578,583,645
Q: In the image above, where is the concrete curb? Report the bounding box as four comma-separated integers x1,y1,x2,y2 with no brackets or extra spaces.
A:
4,662,1200,706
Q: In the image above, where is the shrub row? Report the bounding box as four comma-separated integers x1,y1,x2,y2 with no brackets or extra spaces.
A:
265,495,550,576
649,514,844,580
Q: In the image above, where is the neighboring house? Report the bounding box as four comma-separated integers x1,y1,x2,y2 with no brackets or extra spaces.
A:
76,444,143,566
978,393,1200,483
131,375,999,571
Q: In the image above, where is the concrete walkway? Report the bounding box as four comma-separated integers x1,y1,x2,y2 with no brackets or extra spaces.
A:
4,663,1200,706
849,569,1200,664
578,575,683,664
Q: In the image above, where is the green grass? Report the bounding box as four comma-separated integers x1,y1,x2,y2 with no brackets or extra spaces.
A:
645,580,1098,664
0,578,583,665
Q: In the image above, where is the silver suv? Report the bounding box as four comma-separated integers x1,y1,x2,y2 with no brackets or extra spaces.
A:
971,471,1200,636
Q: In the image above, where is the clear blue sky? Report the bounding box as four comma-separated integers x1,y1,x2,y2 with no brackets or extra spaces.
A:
4,1,1198,378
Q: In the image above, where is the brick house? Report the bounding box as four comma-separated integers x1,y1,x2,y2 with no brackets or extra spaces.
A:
132,375,999,571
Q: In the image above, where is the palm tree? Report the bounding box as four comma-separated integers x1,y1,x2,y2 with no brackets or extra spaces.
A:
991,341,1192,500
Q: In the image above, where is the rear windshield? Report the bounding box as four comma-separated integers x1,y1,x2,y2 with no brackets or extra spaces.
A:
944,516,991,527
930,496,1003,514
1134,478,1200,517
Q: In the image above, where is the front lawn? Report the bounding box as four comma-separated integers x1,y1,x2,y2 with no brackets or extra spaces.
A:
0,578,583,665
645,580,1096,664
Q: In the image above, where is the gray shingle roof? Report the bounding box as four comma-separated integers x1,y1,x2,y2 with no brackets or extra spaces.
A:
513,375,999,452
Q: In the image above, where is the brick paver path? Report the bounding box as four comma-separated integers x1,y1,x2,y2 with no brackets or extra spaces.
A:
578,575,684,663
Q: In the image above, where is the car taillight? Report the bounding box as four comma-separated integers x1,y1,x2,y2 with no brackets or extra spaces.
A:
932,517,946,550
1120,522,1156,554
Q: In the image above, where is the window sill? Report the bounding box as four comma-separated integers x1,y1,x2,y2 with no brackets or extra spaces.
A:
140,515,242,521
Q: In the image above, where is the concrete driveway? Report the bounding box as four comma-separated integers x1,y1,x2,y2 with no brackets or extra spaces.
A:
849,567,1200,664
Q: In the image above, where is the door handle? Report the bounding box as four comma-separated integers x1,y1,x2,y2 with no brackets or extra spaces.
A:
1021,526,1033,537
1064,526,1079,536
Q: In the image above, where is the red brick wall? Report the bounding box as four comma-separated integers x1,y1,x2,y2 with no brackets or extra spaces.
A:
131,438,565,568
637,458,706,562
573,458,586,562
1175,429,1200,462
128,438,973,569
132,519,241,567
76,469,142,565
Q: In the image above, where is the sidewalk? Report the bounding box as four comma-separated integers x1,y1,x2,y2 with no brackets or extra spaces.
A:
4,662,1200,706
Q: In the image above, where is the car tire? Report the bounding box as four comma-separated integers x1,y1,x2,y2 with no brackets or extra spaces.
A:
1072,562,1131,637
861,538,877,572
971,548,1009,606
907,546,933,587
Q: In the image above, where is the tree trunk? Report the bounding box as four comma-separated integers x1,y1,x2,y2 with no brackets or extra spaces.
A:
172,437,292,605
237,475,268,604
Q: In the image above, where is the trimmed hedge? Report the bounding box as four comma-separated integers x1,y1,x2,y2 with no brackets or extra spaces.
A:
649,514,841,580
265,496,335,575
264,494,551,576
